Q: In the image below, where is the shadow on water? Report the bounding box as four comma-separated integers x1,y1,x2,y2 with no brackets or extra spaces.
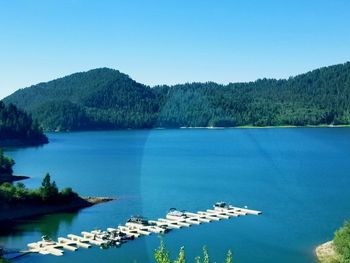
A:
0,211,78,238
2,142,47,152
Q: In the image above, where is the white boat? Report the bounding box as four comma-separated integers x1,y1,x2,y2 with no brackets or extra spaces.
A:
166,208,197,225
126,215,169,233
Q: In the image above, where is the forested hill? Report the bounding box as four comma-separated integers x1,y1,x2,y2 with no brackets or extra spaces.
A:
0,101,48,146
4,62,350,130
4,68,158,130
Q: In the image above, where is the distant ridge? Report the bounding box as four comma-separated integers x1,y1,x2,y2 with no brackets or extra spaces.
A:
3,62,350,131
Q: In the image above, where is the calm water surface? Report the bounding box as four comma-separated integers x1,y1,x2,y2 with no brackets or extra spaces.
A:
1,128,350,263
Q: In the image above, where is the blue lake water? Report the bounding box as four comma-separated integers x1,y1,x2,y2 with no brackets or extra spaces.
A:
1,128,350,263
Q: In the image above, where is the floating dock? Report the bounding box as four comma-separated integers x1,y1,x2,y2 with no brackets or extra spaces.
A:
26,202,261,256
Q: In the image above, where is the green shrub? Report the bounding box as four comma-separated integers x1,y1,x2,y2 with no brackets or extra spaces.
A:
0,182,16,202
154,241,233,263
334,220,350,262
60,187,78,200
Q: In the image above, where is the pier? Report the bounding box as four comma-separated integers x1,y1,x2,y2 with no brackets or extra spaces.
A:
25,202,261,257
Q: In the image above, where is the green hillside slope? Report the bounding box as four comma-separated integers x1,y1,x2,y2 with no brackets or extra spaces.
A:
4,62,350,130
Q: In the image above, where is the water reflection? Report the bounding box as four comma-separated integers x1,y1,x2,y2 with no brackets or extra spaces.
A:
0,211,77,238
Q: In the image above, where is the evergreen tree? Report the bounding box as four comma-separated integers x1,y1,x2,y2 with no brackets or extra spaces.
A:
40,173,59,202
0,101,47,145
0,149,15,175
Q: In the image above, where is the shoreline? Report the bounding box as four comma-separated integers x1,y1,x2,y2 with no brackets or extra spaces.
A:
0,196,114,223
315,241,340,263
42,124,350,134
181,124,350,129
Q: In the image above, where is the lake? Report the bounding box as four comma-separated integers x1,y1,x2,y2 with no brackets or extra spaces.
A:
1,128,350,263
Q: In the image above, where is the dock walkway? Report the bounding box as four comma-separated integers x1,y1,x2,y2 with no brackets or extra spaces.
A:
25,202,261,257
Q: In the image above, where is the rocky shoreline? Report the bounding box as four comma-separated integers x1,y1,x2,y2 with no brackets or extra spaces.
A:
315,241,340,263
0,196,114,223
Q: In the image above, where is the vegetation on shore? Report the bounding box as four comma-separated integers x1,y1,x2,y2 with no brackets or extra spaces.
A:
0,173,77,205
333,220,350,262
3,62,350,131
0,150,77,205
154,241,232,263
0,149,14,176
0,149,30,184
316,220,350,263
0,151,113,225
0,101,47,146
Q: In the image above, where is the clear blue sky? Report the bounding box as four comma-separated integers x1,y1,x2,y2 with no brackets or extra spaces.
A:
1,0,350,99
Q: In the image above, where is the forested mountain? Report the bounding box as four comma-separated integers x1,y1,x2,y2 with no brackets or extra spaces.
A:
4,62,350,130
4,68,158,130
0,101,48,145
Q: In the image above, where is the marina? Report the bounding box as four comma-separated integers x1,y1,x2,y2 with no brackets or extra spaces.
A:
25,202,261,257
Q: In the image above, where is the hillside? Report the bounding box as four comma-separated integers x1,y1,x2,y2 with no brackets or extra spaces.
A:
3,62,350,130
4,68,158,130
0,101,48,146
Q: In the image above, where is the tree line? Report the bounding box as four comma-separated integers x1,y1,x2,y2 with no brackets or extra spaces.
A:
0,174,77,204
0,101,48,144
3,62,350,131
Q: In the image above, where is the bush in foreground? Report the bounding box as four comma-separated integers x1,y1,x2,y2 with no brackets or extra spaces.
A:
154,241,233,263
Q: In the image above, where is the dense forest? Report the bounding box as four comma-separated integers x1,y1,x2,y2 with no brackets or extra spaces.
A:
0,101,48,145
3,62,350,131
